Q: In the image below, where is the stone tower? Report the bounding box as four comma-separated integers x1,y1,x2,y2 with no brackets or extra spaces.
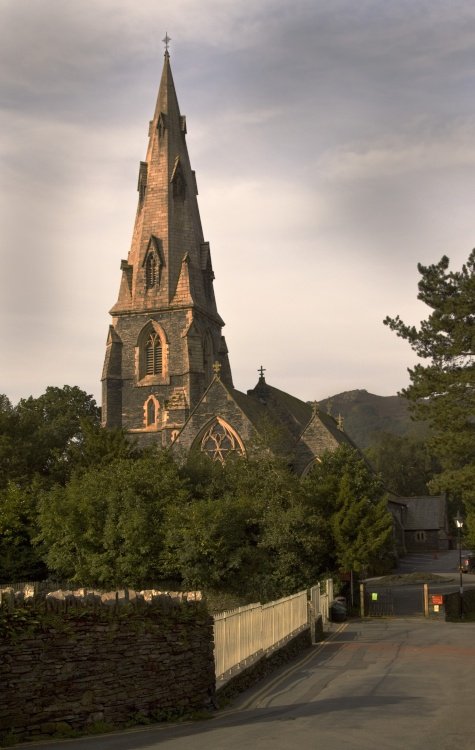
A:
101,49,232,447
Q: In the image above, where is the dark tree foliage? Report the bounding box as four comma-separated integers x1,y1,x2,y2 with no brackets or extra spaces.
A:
37,452,188,587
0,386,136,583
384,250,475,543
365,433,441,496
302,445,394,576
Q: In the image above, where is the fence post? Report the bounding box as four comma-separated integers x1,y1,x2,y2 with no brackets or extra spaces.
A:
360,582,365,617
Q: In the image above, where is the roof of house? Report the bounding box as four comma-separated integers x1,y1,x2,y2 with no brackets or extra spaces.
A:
400,495,447,531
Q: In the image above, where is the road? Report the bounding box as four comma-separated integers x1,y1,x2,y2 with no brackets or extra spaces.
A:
20,618,475,750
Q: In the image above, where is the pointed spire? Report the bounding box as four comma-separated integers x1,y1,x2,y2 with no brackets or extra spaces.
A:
111,47,221,319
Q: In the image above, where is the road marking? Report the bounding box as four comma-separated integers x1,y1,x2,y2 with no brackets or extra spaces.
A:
219,623,348,716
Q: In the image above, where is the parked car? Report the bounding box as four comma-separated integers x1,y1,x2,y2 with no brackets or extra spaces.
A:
330,597,347,622
460,554,475,573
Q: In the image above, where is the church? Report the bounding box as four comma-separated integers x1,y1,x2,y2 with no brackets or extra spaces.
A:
101,46,353,474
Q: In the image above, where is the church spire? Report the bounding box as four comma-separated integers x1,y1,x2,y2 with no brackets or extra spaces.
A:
111,46,221,322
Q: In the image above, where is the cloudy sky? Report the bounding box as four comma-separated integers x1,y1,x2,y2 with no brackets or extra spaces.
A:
2,0,475,406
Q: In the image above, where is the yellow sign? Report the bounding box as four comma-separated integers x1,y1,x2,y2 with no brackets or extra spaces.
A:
371,593,378,601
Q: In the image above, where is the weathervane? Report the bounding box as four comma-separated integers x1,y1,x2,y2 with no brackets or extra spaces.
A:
162,32,171,53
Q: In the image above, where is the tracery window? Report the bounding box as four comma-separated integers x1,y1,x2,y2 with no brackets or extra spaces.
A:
145,332,162,375
200,418,244,464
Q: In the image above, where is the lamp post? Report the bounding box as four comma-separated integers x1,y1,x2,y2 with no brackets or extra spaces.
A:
454,511,464,619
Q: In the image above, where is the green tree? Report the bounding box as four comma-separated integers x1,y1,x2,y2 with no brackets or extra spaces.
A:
384,250,475,539
14,385,100,485
163,493,265,598
365,433,440,496
302,445,394,577
37,452,188,587
332,474,393,575
0,481,47,582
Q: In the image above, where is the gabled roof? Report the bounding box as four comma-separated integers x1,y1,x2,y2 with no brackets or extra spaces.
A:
400,495,447,530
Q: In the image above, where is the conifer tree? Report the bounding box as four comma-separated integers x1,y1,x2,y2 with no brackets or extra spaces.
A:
384,250,475,540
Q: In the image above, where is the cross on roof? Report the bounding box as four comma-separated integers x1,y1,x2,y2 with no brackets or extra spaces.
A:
258,365,266,379
162,33,171,53
213,361,222,378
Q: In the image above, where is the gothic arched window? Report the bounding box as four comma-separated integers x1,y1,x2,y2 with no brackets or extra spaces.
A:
137,321,167,383
146,253,158,288
146,398,156,426
145,332,162,375
200,418,245,464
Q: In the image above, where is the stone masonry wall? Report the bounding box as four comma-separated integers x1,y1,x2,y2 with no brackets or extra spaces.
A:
0,589,215,742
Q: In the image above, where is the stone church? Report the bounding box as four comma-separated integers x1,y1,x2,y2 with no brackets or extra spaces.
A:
101,48,353,474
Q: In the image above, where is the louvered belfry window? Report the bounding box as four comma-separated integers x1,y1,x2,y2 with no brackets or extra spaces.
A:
145,332,162,375
146,253,158,288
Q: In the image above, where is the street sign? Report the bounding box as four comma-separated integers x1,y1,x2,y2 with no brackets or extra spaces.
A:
431,594,444,605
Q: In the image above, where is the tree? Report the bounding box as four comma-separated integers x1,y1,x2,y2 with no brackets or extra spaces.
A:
384,251,475,536
37,452,189,587
332,474,393,576
162,494,266,598
365,433,441,496
302,445,394,579
0,481,47,582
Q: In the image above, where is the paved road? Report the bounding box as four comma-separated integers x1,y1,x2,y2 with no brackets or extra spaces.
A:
394,548,474,576
21,618,475,750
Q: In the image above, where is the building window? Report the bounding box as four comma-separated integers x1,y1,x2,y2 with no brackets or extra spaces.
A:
137,321,167,383
200,418,244,464
143,395,159,429
146,398,156,426
146,253,158,288
415,530,426,543
145,332,162,375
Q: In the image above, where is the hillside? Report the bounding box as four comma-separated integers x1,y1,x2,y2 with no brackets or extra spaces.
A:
317,390,429,450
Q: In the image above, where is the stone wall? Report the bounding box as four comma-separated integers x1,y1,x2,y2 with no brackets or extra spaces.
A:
0,589,215,742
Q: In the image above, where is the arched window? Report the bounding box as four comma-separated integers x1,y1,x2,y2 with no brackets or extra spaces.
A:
145,332,162,375
137,321,167,382
200,418,245,464
146,253,158,288
146,398,156,426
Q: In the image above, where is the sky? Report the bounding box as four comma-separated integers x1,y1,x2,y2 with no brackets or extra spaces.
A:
1,0,475,407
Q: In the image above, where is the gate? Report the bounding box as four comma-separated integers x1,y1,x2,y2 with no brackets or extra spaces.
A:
362,583,425,617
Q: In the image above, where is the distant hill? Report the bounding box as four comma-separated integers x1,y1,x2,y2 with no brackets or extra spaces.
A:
317,390,429,450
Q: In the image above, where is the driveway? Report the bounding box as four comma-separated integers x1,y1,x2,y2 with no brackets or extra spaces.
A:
19,618,475,750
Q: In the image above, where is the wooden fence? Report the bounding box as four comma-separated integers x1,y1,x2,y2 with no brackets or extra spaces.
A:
213,580,333,681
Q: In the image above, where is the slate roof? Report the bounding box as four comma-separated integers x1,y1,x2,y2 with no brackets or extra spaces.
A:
400,495,447,531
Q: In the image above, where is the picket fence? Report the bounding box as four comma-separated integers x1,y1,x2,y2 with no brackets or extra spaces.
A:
213,579,333,681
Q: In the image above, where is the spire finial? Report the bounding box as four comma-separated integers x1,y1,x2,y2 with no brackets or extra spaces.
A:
312,400,319,416
258,365,266,381
162,32,171,54
213,361,222,379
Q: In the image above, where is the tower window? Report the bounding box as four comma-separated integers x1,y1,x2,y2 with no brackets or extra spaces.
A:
145,332,162,375
146,253,158,288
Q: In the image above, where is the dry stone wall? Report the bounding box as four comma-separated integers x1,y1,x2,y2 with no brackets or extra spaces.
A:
0,588,215,742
